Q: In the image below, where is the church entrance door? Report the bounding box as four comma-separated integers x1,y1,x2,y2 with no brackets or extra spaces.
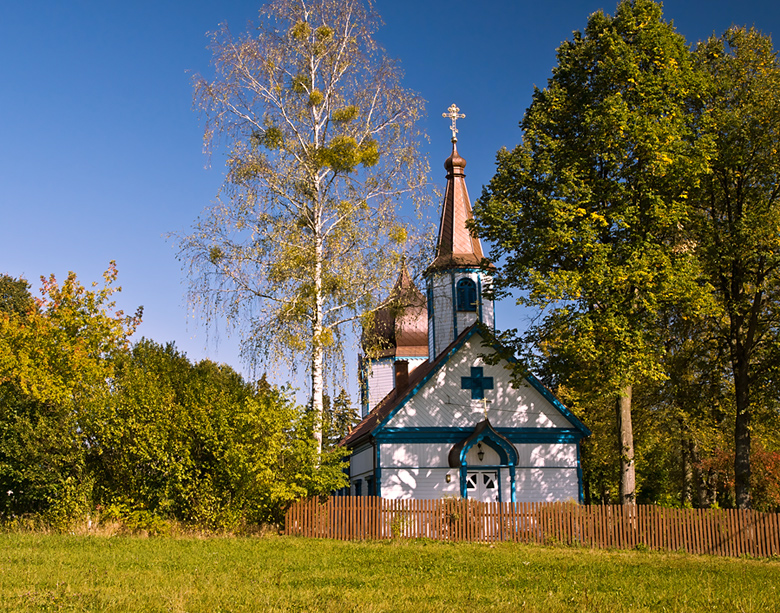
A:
466,471,498,502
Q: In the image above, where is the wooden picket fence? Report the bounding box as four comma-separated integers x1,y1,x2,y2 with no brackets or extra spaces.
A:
284,497,780,558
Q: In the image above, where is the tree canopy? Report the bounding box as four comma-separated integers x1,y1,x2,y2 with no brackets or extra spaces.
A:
474,0,710,504
691,26,780,508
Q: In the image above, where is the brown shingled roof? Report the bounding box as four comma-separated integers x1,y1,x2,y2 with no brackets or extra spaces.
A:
426,143,491,273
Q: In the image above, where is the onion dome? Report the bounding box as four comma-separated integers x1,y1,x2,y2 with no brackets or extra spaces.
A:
361,264,428,358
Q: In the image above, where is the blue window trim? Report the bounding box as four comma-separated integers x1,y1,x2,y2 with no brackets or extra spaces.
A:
456,278,477,312
476,274,484,322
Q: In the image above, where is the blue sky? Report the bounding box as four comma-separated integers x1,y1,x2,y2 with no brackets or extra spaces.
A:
2,0,779,397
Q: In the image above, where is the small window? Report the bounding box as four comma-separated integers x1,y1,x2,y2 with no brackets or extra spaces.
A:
466,474,478,490
456,278,477,311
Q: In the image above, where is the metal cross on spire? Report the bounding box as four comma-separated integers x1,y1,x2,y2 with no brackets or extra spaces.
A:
442,103,465,142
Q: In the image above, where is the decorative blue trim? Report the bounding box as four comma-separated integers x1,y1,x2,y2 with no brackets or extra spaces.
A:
577,442,584,504
449,421,519,468
459,466,467,498
375,427,585,445
371,326,591,440
524,374,592,436
461,366,494,400
450,271,458,340
477,273,484,323
509,465,516,503
497,467,503,503
375,443,382,498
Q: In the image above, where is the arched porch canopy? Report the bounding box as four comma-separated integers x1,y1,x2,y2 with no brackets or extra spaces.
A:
448,419,518,468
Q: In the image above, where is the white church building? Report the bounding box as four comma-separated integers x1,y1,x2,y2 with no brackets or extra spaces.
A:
341,107,590,503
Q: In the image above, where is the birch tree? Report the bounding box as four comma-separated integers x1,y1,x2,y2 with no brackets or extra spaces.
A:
177,0,428,455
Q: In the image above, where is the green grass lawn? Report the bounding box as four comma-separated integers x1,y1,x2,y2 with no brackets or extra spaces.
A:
1,534,779,612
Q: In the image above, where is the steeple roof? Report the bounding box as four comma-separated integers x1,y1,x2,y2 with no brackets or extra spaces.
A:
426,137,489,273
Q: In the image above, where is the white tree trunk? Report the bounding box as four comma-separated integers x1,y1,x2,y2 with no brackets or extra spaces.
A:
617,385,636,505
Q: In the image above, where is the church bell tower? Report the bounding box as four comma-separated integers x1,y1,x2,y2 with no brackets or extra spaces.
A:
425,105,494,360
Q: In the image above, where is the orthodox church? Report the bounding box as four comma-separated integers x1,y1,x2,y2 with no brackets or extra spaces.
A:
341,106,590,503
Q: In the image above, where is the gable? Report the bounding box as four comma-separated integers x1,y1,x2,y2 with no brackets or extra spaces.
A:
381,331,578,431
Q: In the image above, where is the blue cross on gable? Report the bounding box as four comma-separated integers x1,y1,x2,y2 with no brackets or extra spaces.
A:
461,367,494,400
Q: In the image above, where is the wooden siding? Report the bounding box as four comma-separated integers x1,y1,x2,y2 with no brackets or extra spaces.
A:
285,498,780,558
381,467,460,499
429,272,494,359
376,465,576,503
350,446,374,476
515,468,579,502
515,443,578,468
366,358,394,410
380,443,450,468
465,444,501,465
385,334,573,430
430,276,454,358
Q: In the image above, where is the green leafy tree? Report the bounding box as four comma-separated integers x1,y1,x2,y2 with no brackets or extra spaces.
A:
473,0,710,504
0,265,141,522
177,0,429,456
692,27,780,508
0,275,35,316
88,340,346,527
